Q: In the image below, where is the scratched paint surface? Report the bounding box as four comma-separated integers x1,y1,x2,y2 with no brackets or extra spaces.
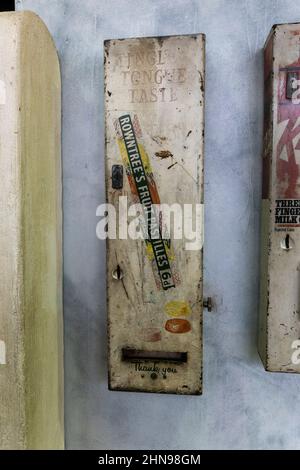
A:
105,35,205,394
259,24,300,373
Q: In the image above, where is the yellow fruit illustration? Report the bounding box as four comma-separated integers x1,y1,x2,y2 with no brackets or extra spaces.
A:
164,300,191,318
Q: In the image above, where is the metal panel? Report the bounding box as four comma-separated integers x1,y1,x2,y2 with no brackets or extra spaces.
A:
259,23,300,373
105,34,205,394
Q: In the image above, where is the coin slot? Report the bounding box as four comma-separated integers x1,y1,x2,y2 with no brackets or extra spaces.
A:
281,234,294,251
285,234,290,250
112,265,124,280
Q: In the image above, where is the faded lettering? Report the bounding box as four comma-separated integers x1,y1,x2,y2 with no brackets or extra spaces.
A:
113,48,187,104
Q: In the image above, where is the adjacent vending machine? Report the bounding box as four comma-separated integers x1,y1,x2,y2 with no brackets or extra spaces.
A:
259,23,300,373
105,34,206,394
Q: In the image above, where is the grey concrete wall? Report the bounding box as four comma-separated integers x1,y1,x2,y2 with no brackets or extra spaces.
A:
16,0,300,450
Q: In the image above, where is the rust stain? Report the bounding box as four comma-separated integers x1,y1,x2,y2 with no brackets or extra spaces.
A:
167,162,178,170
155,150,173,159
140,328,162,342
199,71,204,93
151,135,167,145
157,36,166,48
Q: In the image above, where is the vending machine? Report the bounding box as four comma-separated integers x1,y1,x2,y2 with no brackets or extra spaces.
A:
259,23,300,373
105,34,207,394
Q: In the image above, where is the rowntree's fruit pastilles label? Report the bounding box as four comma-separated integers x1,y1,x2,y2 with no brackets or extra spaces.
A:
115,113,181,291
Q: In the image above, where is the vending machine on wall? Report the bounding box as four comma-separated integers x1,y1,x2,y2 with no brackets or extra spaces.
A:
104,34,208,395
259,23,300,373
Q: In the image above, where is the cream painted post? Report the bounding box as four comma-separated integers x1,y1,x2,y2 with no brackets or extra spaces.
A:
0,12,64,449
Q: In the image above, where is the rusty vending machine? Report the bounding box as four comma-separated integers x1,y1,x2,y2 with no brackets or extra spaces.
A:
259,23,300,372
104,35,207,394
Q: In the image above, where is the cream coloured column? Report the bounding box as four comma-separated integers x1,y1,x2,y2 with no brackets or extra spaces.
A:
0,12,63,449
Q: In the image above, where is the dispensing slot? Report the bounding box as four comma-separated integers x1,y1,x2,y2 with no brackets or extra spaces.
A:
122,349,188,363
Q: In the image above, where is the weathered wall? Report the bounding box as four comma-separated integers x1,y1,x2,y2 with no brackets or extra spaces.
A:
16,0,300,450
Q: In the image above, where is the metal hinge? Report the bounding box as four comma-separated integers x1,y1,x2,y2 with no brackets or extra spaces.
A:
203,297,213,312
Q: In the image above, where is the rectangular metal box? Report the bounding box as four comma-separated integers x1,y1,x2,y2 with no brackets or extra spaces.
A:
104,34,205,394
259,23,300,372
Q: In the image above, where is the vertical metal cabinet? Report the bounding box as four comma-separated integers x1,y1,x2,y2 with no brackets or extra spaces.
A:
0,12,64,448
105,35,205,394
259,23,300,373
